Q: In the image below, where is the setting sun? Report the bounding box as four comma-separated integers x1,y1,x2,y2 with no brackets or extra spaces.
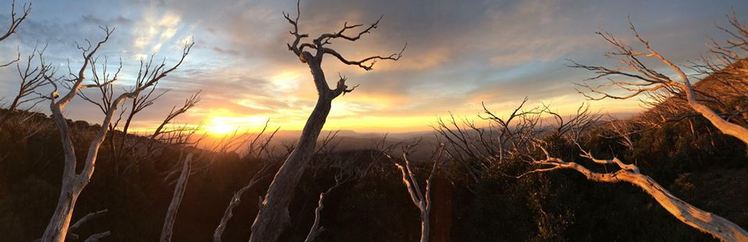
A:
3,0,748,241
202,114,270,136
205,117,238,136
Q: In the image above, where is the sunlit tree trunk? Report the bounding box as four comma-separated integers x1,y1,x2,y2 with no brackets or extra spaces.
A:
249,1,403,240
528,150,748,242
41,29,192,241
250,55,332,242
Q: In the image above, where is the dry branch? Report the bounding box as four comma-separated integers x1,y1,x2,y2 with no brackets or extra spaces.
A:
41,27,193,242
160,153,193,242
386,144,445,242
525,145,748,241
250,0,403,241
213,161,276,242
304,173,347,242
574,19,748,144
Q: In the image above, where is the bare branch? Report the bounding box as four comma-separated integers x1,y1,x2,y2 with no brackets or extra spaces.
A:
321,43,405,71
0,0,31,42
525,145,748,241
388,143,444,242
574,19,748,144
161,153,193,242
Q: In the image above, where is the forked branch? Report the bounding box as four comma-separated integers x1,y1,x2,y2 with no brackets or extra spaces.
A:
574,20,748,144
0,0,30,42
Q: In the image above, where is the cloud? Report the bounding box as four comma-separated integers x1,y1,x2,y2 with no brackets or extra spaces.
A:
1,0,747,132
132,10,182,54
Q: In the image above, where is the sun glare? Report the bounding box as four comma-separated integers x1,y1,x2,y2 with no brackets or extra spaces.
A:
205,117,237,136
203,115,271,136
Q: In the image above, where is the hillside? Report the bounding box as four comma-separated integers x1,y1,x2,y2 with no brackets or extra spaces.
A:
1,89,747,241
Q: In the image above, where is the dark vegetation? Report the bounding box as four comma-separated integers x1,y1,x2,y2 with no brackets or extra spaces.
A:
0,74,746,241
2,0,748,241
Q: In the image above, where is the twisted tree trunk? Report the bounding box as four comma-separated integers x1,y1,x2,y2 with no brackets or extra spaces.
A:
42,85,127,242
249,2,402,240
250,58,333,241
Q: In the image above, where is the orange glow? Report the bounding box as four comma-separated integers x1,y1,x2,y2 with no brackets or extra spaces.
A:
202,112,271,136
205,117,237,136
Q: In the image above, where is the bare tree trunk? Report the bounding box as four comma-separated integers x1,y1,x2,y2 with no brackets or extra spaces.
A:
304,190,329,242
42,63,124,241
214,185,252,242
250,95,331,242
8,94,20,112
249,2,403,240
420,211,430,242
214,161,273,242
39,29,192,242
389,145,443,242
42,182,80,242
160,153,193,242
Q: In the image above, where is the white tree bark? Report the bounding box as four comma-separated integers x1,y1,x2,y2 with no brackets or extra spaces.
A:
566,18,748,242
304,176,345,242
303,191,329,242
249,1,402,241
391,146,443,242
574,22,748,145
160,153,193,242
528,147,748,242
214,163,274,242
33,209,108,242
213,185,251,242
40,29,192,242
644,38,748,145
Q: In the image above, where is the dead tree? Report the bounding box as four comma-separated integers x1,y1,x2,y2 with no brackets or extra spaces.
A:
40,27,193,242
434,98,542,182
114,58,175,162
67,209,111,242
249,1,404,241
304,173,348,242
150,91,201,141
77,56,123,165
8,44,53,111
573,20,748,145
1,0,30,67
33,209,109,242
523,144,748,241
480,99,748,241
160,153,193,242
385,144,444,242
213,160,277,242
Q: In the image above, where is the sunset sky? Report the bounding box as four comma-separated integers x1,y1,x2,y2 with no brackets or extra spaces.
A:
1,0,747,133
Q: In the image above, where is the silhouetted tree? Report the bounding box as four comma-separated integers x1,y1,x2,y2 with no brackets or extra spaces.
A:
1,0,30,67
8,44,52,112
249,0,404,241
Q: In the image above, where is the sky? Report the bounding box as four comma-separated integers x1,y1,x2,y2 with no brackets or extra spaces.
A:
1,0,747,133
